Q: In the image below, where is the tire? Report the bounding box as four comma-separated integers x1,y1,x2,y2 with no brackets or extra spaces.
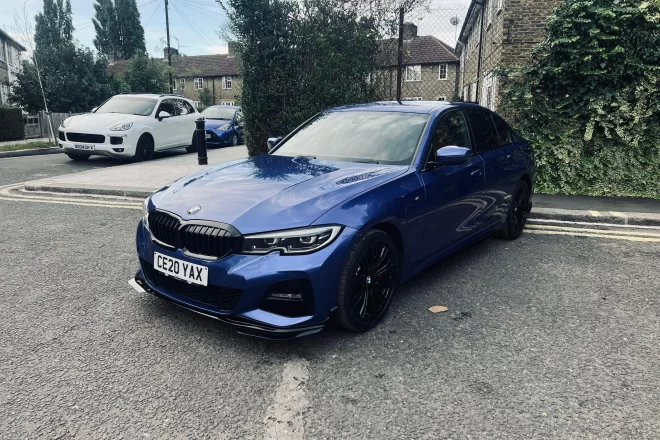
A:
66,153,90,161
186,132,197,154
336,229,400,332
134,135,154,162
500,180,531,240
231,134,238,147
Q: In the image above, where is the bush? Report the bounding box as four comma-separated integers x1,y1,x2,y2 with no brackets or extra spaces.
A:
500,0,660,198
0,107,25,142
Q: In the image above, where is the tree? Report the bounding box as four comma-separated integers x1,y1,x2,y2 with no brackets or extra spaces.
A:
93,0,120,62
122,52,169,94
500,0,660,198
34,0,74,53
198,88,214,110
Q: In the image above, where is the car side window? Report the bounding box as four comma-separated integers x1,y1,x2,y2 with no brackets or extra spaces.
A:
491,114,513,147
467,109,499,152
172,99,191,116
179,100,195,115
427,110,470,163
158,99,176,117
235,111,243,125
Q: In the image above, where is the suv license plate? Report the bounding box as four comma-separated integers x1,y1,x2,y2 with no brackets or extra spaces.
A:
74,144,95,150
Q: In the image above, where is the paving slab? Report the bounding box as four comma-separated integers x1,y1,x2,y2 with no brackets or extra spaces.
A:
23,146,248,198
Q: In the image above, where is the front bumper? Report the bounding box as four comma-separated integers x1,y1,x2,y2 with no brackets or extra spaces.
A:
133,221,358,339
205,129,234,146
59,128,138,157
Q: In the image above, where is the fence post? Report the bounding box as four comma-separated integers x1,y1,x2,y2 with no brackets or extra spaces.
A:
396,6,404,103
196,117,208,165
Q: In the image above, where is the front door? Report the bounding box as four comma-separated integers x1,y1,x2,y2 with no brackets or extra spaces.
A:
421,109,488,259
172,99,197,146
154,99,180,149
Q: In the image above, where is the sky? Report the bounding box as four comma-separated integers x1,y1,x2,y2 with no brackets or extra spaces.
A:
0,0,472,58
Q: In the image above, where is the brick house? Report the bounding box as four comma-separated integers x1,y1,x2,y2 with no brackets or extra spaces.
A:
377,23,459,102
0,28,26,106
456,0,563,110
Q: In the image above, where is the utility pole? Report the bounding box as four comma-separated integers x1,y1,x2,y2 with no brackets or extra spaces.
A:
165,0,173,93
396,7,404,103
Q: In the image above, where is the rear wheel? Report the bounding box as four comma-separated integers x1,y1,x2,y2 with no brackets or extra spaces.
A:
500,180,531,240
134,135,154,162
231,134,238,147
66,153,90,161
336,230,399,332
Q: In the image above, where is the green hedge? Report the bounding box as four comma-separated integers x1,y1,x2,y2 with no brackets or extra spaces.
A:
0,107,25,142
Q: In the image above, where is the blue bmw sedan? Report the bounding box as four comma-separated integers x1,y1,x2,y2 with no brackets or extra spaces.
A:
131,101,534,338
200,105,244,147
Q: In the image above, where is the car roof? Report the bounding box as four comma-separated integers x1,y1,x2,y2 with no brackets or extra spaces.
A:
205,105,241,110
115,93,191,100
329,101,467,114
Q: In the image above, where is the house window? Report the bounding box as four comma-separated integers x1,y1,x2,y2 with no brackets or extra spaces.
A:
222,76,232,89
221,100,235,106
437,96,447,101
193,100,201,108
405,65,421,82
402,97,423,101
180,78,186,90
0,42,5,62
194,78,204,89
7,46,13,65
172,78,177,90
438,64,448,80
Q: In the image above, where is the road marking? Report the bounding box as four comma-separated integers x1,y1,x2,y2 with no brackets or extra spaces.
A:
0,183,142,210
589,210,601,217
264,357,309,440
526,224,660,238
528,218,660,230
525,229,660,242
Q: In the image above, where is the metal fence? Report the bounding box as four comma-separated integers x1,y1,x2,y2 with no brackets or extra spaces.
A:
377,4,509,111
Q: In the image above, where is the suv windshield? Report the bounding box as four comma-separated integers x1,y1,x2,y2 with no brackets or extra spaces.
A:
201,107,237,120
95,96,158,116
273,111,429,165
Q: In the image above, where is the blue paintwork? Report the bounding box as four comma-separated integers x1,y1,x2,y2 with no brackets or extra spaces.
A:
136,101,535,337
203,105,243,146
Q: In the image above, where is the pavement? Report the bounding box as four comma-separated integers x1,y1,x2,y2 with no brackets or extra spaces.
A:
2,153,660,438
11,145,660,226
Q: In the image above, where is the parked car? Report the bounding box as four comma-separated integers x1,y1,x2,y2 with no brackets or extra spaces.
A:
58,94,200,161
200,105,244,147
130,101,534,338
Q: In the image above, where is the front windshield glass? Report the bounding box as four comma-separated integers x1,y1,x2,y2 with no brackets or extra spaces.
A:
273,111,429,165
95,96,158,116
201,107,237,120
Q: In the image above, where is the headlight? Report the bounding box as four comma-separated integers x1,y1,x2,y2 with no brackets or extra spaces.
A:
61,117,72,128
218,124,231,131
143,198,150,230
241,225,343,255
110,122,133,131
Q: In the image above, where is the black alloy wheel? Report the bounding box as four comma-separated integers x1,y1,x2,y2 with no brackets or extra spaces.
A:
232,134,238,147
337,230,399,332
135,135,154,162
501,180,530,240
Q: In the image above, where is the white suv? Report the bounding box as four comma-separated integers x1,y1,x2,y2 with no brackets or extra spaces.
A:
58,94,201,161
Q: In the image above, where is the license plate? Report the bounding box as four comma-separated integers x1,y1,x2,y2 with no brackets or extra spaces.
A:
74,144,95,150
154,252,208,286
205,133,211,139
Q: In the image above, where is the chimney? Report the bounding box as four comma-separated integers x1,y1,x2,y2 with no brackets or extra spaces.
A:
163,46,179,59
402,22,418,40
227,41,237,58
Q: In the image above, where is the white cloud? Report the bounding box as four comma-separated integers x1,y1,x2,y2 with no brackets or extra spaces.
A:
207,45,228,55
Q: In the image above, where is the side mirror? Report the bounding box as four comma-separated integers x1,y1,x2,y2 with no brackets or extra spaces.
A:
157,111,171,121
431,146,472,167
267,136,283,151
91,107,98,113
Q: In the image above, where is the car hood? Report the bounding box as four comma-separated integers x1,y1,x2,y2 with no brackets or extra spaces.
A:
204,119,231,130
150,154,408,234
65,113,144,129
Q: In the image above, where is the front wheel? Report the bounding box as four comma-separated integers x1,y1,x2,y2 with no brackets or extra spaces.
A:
231,134,238,147
500,180,531,240
134,135,154,162
336,230,399,332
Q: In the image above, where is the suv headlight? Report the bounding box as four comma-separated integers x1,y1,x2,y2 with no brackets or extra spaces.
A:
110,122,133,131
241,225,343,255
61,117,72,128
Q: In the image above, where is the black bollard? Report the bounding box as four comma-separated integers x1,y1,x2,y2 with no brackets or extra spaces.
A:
196,117,208,165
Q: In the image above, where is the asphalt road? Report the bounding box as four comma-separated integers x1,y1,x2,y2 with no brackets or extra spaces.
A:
1,190,659,439
0,149,190,186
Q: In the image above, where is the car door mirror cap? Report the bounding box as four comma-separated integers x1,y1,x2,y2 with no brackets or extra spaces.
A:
91,107,98,113
157,111,171,121
435,146,473,166
267,136,283,151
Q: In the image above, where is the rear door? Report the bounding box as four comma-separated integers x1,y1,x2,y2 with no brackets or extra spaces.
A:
467,109,516,225
421,109,488,258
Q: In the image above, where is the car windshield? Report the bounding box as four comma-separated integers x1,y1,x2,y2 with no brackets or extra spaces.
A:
273,111,429,165
95,96,158,116
201,107,237,120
